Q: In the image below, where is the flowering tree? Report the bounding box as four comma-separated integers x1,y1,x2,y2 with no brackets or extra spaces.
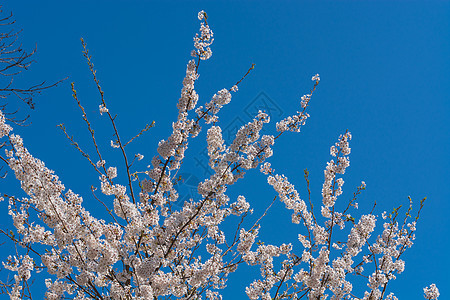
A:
0,10,440,300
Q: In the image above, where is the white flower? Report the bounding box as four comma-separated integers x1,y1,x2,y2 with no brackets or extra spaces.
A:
230,195,250,215
107,167,117,179
0,110,12,138
110,140,120,148
99,104,109,115
298,234,311,249
312,73,320,82
424,284,439,299
96,160,106,168
198,10,206,20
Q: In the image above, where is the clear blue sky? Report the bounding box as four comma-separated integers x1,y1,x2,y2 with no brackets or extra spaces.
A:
1,0,449,299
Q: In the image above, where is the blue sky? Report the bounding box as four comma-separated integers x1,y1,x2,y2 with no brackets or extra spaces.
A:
1,0,449,299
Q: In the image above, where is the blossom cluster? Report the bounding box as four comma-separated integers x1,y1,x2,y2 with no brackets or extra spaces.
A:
0,110,12,138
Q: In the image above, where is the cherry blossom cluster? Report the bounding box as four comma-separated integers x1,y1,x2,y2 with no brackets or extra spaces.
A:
0,10,439,300
195,88,232,124
248,132,436,300
262,162,312,227
424,284,440,300
322,131,351,210
0,110,12,138
193,10,213,60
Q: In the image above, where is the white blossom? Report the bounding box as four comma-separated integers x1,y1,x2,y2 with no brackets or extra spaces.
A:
312,73,320,82
0,110,12,138
99,104,109,115
424,284,439,299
